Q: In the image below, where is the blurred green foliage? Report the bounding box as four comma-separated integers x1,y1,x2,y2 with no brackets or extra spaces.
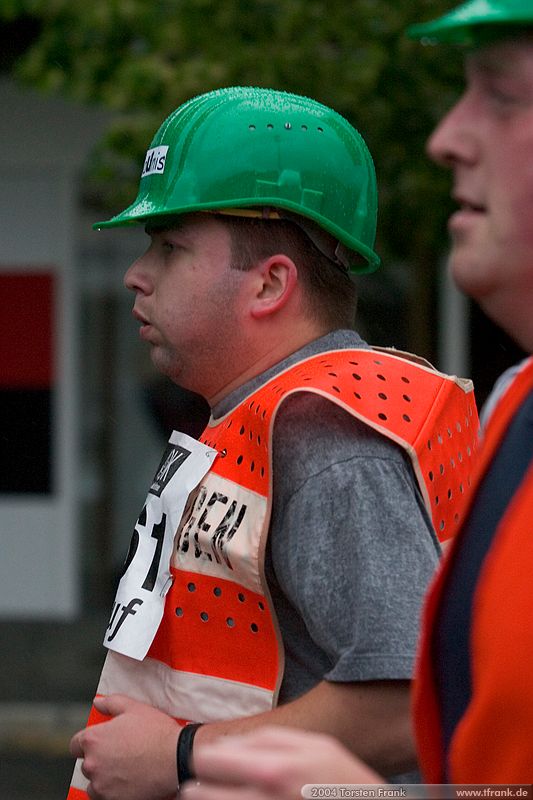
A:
2,0,464,352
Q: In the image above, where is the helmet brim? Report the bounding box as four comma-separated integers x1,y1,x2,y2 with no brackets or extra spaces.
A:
407,1,533,45
93,201,381,275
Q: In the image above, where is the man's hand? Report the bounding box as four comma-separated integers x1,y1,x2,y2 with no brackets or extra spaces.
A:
181,725,382,800
69,694,180,800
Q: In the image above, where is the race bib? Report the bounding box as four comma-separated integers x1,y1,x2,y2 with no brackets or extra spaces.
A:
104,431,218,660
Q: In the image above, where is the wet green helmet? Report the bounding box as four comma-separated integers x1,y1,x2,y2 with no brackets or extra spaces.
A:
408,0,533,46
95,86,380,274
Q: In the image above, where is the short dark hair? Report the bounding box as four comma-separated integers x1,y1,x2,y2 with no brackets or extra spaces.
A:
220,215,358,330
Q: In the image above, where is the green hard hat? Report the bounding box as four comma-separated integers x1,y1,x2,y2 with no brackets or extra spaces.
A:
94,86,380,274
408,0,533,45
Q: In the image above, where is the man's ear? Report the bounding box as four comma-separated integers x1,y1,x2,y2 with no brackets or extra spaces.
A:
249,255,298,319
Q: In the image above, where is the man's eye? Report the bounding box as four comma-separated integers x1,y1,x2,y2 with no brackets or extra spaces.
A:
491,88,516,104
486,82,527,111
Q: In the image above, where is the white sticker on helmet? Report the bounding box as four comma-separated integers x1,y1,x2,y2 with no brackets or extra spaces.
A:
141,145,169,177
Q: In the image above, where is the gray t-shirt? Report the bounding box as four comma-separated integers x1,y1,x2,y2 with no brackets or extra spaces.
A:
213,329,440,703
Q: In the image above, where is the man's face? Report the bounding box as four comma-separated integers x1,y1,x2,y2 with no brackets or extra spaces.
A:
124,213,246,399
427,38,533,347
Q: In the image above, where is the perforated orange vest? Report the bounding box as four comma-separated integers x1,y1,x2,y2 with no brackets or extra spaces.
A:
68,348,479,799
413,356,533,782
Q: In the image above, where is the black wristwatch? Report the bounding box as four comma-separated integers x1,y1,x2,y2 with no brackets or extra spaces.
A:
176,723,203,788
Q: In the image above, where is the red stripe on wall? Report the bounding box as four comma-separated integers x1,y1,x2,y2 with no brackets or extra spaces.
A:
0,271,55,388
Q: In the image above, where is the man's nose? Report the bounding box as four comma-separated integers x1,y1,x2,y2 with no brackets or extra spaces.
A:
124,254,152,294
426,92,477,168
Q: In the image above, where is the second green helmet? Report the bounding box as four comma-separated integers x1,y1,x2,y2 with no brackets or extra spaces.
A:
95,87,380,274
408,0,533,45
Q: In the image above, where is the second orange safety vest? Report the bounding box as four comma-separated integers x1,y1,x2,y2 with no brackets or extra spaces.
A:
414,356,533,782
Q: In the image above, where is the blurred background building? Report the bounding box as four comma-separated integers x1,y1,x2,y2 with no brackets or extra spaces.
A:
0,4,525,797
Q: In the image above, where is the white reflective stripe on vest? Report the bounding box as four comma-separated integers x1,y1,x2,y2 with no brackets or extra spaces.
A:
98,650,274,721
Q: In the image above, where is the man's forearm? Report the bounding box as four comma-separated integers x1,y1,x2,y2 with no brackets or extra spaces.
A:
194,679,416,777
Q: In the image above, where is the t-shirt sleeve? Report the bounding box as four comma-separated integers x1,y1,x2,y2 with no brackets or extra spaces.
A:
269,392,440,684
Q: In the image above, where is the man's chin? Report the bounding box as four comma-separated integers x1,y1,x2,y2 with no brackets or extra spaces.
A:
150,350,174,379
447,248,492,302
152,354,194,391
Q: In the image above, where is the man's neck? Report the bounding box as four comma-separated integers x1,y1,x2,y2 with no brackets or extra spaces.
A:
207,324,331,407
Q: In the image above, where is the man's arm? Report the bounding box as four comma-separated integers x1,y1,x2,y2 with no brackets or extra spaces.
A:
193,678,414,775
70,678,413,800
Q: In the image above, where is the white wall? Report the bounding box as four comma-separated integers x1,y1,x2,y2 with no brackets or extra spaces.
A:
0,80,109,618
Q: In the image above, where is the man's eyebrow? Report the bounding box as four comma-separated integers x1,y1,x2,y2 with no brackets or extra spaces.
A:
468,39,533,78
145,222,183,235
467,51,506,77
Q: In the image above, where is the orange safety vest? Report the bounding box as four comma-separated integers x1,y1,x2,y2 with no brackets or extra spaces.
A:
413,356,533,782
68,348,479,799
